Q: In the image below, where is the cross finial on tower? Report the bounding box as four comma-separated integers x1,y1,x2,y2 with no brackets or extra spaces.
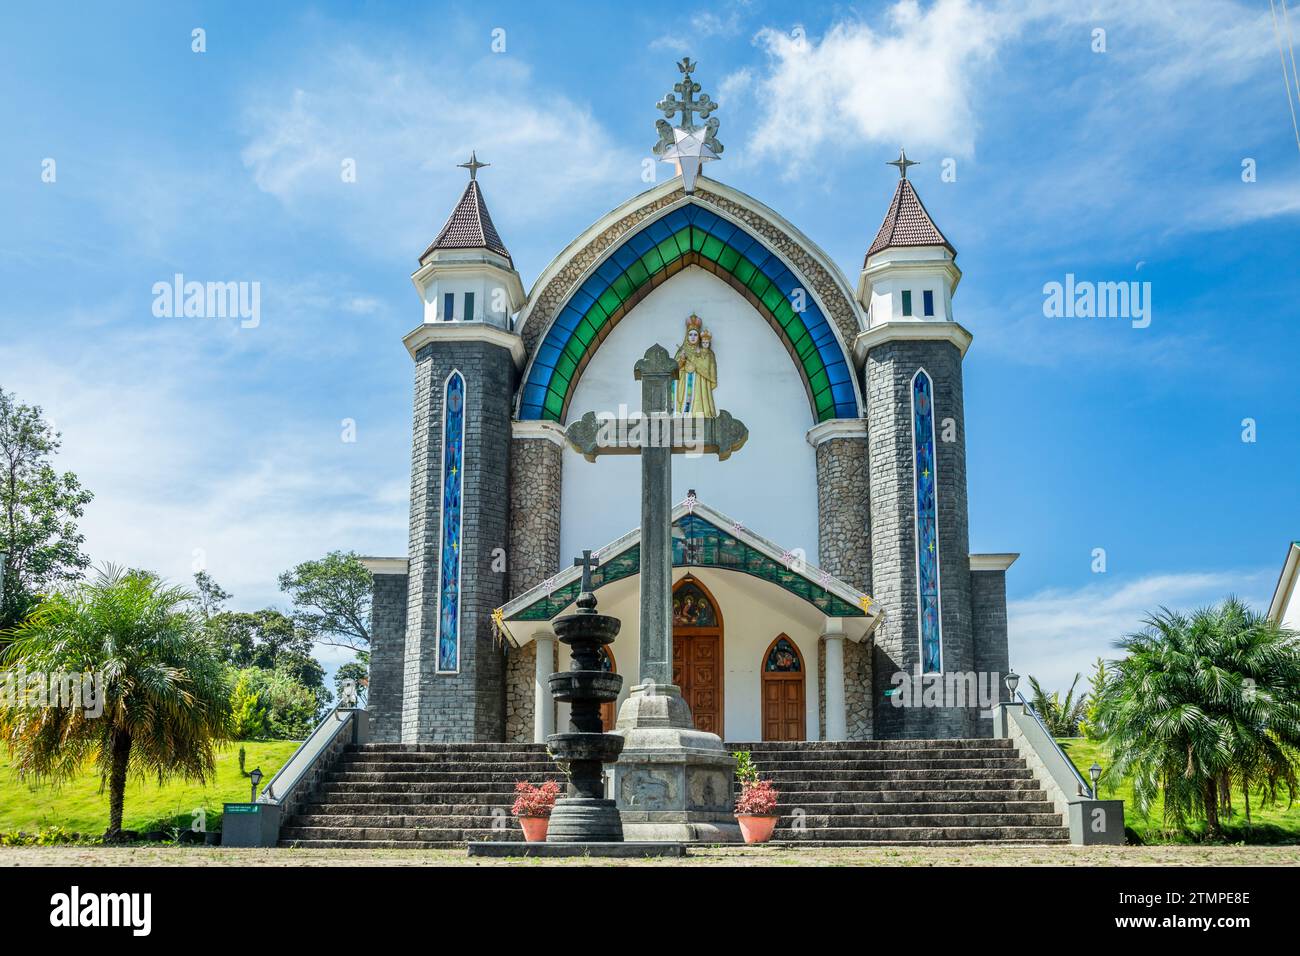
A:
458,151,489,181
887,147,918,179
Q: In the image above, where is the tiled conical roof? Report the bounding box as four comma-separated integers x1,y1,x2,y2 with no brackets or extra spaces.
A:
420,180,511,264
865,178,954,263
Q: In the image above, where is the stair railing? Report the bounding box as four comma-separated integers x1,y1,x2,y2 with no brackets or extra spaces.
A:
259,705,364,812
1013,691,1094,798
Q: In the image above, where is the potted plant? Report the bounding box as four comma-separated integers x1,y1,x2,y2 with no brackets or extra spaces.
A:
511,780,560,842
732,751,781,844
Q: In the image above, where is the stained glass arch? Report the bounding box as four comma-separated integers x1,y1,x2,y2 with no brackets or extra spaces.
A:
911,368,943,673
517,201,860,424
437,369,466,674
764,635,803,672
672,579,718,627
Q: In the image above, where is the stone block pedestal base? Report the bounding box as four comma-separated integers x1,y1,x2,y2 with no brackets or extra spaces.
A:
611,682,742,844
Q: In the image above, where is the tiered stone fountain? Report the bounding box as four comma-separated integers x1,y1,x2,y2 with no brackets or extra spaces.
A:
544,551,625,843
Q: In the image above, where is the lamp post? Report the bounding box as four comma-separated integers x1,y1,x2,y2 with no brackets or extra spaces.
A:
1089,762,1102,799
1003,669,1019,702
249,767,263,803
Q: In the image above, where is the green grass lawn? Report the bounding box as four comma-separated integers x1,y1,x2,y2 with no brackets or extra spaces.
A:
0,740,300,837
1058,737,1300,844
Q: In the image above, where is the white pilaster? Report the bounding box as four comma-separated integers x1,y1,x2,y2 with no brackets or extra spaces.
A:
533,634,556,744
823,631,847,741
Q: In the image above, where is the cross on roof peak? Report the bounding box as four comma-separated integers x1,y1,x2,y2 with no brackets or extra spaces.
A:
458,151,489,181
887,147,918,180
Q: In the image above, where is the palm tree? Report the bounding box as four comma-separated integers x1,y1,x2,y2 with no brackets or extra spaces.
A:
1097,597,1300,838
1026,673,1087,737
0,566,231,839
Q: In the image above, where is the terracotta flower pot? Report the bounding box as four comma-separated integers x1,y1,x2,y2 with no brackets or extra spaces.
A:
518,816,550,842
737,815,779,844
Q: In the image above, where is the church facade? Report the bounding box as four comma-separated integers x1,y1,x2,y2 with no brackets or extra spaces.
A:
362,68,1016,748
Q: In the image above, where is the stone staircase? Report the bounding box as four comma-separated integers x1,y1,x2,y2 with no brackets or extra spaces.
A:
279,743,563,848
727,739,1069,845
278,738,1068,848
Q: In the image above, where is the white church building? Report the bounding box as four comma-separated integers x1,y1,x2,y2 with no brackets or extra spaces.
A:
360,61,1017,747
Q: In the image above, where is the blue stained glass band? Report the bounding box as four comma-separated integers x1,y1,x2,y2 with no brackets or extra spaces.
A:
518,201,859,424
912,370,942,673
438,371,465,673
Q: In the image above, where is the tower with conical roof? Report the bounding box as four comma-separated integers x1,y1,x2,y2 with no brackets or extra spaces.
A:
856,150,990,739
395,155,525,742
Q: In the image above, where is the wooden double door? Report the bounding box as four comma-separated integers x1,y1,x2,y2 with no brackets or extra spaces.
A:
671,578,724,737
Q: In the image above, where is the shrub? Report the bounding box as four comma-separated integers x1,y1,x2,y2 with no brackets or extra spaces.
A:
735,780,779,817
511,780,561,818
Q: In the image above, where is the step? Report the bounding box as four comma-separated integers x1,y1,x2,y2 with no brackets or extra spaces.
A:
726,739,1014,750
768,812,1065,828
770,825,1070,842
280,826,521,843
730,750,1021,765
773,788,1048,804
773,800,1052,815
759,768,1034,782
746,757,1029,772
324,771,569,784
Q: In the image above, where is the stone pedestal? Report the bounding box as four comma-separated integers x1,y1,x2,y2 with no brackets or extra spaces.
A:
612,683,741,843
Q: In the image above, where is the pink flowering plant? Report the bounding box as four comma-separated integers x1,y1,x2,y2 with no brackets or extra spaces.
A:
511,780,561,818
732,750,780,817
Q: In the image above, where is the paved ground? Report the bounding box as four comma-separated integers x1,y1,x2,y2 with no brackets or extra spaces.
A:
2,843,1296,867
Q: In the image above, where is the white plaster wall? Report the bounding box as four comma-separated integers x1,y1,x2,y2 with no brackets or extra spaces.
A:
555,567,826,742
1283,585,1300,631
558,266,819,565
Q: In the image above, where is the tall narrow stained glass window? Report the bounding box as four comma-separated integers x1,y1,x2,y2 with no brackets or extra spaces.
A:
437,371,465,673
911,369,943,673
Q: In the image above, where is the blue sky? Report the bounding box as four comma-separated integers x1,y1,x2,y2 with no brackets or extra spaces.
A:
1,0,1298,689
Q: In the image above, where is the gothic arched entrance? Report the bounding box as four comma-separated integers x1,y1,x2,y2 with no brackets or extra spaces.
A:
671,577,724,737
761,634,806,742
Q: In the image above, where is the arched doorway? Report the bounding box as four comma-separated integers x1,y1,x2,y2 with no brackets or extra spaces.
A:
598,645,618,732
671,577,724,737
761,635,806,742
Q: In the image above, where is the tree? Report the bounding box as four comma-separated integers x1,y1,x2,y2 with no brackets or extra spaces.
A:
278,551,371,651
1097,597,1300,838
206,609,314,671
1078,657,1108,741
0,567,231,839
335,660,369,701
1026,673,1087,737
0,387,94,629
192,571,231,621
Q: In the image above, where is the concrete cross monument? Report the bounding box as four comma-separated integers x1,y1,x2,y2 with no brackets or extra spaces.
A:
565,343,748,842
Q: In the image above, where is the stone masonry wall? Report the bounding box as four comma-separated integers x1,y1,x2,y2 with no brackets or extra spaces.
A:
402,339,514,742
505,434,564,740
505,640,536,744
367,572,408,743
508,436,563,596
814,433,873,740
971,568,1012,738
866,339,976,739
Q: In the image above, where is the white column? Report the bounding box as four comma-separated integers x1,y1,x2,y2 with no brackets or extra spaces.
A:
533,635,556,744
823,632,847,741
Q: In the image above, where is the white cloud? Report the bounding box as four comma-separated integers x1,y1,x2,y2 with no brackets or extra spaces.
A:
0,321,408,614
1008,569,1275,691
742,0,1016,173
239,48,638,262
